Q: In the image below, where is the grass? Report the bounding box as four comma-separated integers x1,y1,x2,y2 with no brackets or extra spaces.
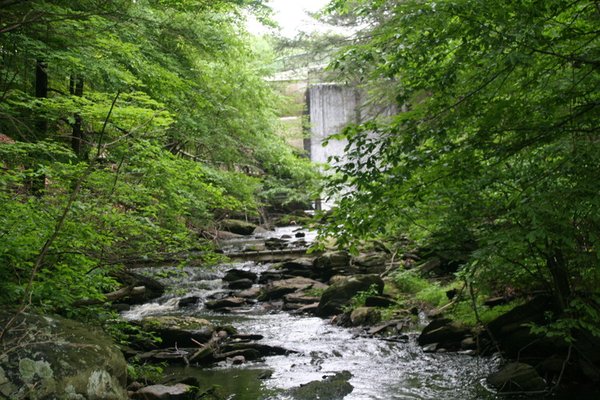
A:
390,269,524,328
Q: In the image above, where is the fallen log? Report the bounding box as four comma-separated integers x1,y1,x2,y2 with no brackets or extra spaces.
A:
75,286,146,306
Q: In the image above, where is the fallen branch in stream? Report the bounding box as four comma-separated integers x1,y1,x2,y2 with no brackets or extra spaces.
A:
74,285,147,306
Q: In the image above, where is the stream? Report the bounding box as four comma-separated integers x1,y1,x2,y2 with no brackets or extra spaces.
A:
121,227,511,399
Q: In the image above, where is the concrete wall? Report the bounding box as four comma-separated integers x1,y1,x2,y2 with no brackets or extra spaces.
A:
307,84,359,166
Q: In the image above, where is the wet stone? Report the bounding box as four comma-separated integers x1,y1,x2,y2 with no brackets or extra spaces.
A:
223,269,258,282
487,363,546,392
205,297,246,310
131,383,194,400
178,296,200,308
237,287,261,298
227,279,254,290
288,371,353,400
364,295,396,308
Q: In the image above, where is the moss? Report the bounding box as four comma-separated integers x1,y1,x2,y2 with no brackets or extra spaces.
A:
19,358,54,383
0,366,17,397
449,300,525,327
393,271,429,294
289,371,353,400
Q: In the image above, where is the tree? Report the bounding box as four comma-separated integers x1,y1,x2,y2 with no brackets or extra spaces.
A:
321,0,599,338
0,0,318,314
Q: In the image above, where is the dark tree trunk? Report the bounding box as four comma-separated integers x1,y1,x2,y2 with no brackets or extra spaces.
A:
31,59,48,195
35,59,48,137
70,75,84,158
546,248,571,312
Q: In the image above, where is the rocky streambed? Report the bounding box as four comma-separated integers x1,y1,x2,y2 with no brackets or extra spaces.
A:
117,226,504,399
2,225,598,399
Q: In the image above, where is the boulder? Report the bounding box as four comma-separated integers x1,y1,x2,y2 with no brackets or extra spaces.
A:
220,219,257,236
110,270,165,305
265,237,288,250
223,269,258,283
237,287,262,299
289,371,353,400
178,296,200,308
418,318,471,350
364,295,396,308
253,226,270,235
205,297,247,311
351,252,388,274
227,279,254,290
231,356,246,365
295,303,320,314
258,271,285,284
132,383,194,399
212,230,243,240
316,274,384,317
486,363,546,392
484,296,560,360
139,316,215,347
259,277,327,301
219,343,292,357
138,348,194,364
0,312,127,400
278,258,315,277
350,307,381,326
284,292,321,305
313,251,351,279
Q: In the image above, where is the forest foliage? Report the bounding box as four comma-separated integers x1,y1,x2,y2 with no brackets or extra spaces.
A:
320,0,600,339
0,0,318,313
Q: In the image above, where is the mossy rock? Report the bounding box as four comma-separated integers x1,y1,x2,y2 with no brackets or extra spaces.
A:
0,312,127,400
220,219,257,236
139,316,215,347
316,275,384,317
289,371,353,400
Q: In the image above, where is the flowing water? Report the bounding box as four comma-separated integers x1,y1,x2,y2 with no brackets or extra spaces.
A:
122,227,566,400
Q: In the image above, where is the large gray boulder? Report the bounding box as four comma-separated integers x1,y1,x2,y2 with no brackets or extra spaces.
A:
351,252,388,274
487,363,546,392
289,371,353,400
131,383,194,399
220,219,257,236
0,312,127,400
417,318,471,350
316,274,384,317
313,251,352,279
259,277,327,301
137,316,215,347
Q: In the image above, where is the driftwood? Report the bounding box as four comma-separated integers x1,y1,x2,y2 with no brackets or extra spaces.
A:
189,334,221,363
74,285,146,306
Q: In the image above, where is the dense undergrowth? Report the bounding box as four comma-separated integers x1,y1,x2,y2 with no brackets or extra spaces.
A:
0,0,319,319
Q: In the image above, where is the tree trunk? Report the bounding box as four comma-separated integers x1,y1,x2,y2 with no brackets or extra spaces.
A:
31,59,48,194
70,75,84,158
546,248,571,312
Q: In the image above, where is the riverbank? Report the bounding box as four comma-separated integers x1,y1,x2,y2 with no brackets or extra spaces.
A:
2,224,599,399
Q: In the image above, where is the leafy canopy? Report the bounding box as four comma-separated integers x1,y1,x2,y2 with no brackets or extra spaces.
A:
320,0,599,337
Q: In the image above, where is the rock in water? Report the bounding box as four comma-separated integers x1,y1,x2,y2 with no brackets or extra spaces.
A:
220,219,257,236
223,269,258,283
259,277,327,301
487,363,546,392
417,318,471,351
316,274,384,317
132,383,194,399
350,307,381,326
227,279,254,290
289,371,353,400
0,312,127,399
137,316,215,347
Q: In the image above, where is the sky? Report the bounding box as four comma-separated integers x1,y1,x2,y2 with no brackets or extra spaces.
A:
247,0,333,38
